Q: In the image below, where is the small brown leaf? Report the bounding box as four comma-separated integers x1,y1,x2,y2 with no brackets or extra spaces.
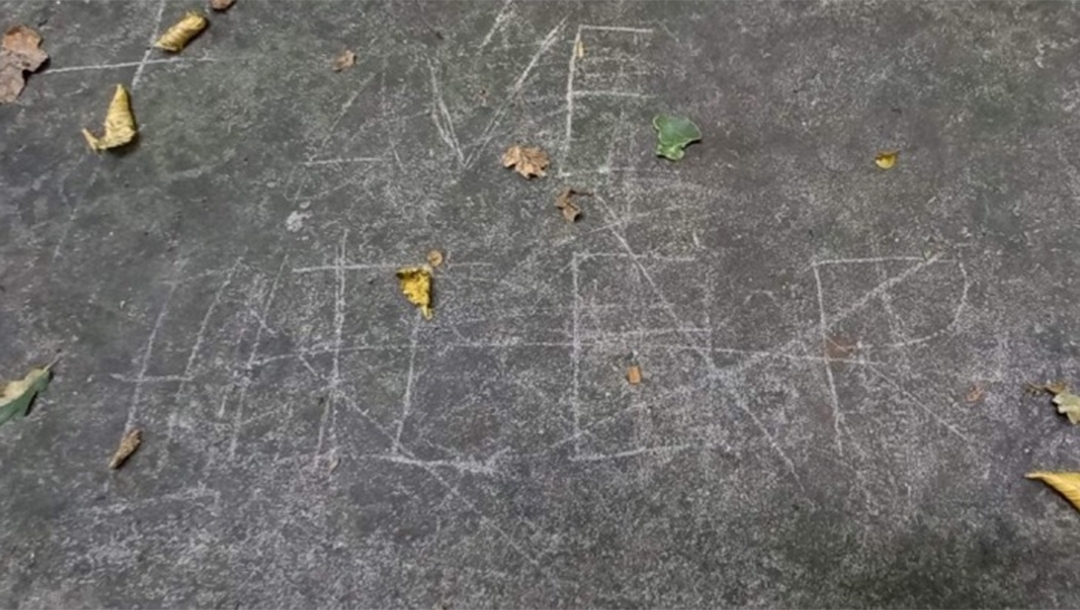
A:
0,25,49,104
502,144,549,179
964,383,985,404
109,429,142,469
627,364,642,385
427,249,444,268
332,49,356,72
825,335,857,360
154,11,208,53
555,188,590,223
1027,471,1080,513
210,0,236,11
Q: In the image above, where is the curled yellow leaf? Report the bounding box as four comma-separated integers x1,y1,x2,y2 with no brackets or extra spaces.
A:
1027,471,1080,512
154,11,208,53
875,150,898,170
82,84,136,152
109,428,142,469
397,265,433,320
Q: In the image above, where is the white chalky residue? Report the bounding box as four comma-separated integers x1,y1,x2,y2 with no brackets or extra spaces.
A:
285,211,311,232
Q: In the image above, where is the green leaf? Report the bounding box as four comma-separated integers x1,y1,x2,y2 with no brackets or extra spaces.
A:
653,114,701,161
0,367,51,428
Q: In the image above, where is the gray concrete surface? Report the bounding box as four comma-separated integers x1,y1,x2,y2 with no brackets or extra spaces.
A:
3,0,1080,607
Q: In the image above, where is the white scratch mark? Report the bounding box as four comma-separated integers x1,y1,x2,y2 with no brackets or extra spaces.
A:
393,313,423,453
580,25,653,34
111,373,190,385
571,252,582,455
228,255,288,458
572,444,696,462
814,256,927,267
366,453,499,476
572,90,652,98
340,396,550,575
47,56,217,76
314,232,347,464
562,25,582,173
478,0,515,50
428,62,465,165
300,157,385,167
813,264,846,456
131,0,168,90
864,364,977,454
123,276,180,433
161,258,242,467
464,17,567,168
292,261,492,274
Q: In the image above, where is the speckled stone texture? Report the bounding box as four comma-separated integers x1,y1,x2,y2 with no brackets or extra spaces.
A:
3,1,1080,607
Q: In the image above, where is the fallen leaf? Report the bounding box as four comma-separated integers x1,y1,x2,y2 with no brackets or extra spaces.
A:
109,429,142,469
653,114,701,161
1026,381,1080,424
1055,392,1080,424
574,39,584,59
0,25,49,104
555,188,591,222
825,335,857,360
965,383,985,404
427,250,444,268
82,84,137,152
627,364,642,385
1027,381,1068,396
210,0,236,11
0,364,53,429
397,265,433,320
332,49,356,72
502,144,549,179
875,151,898,170
154,11,208,53
1027,471,1080,513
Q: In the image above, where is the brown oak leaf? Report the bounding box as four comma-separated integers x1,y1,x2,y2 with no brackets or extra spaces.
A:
502,144,549,179
0,25,49,104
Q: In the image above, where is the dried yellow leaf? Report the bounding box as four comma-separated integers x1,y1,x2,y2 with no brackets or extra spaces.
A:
1054,392,1080,424
397,265,433,320
332,49,356,72
426,250,444,268
154,11,208,53
82,84,137,152
109,429,142,469
502,144,549,179
1027,471,1080,513
875,150,898,170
